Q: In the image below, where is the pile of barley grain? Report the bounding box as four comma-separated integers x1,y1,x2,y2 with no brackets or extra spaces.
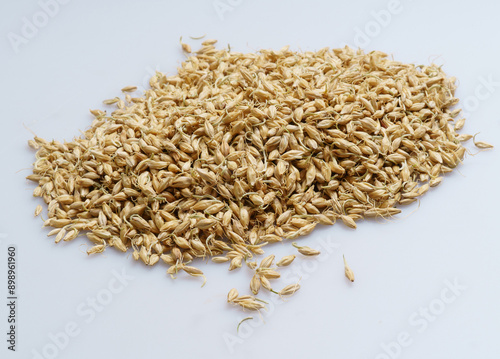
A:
28,40,491,310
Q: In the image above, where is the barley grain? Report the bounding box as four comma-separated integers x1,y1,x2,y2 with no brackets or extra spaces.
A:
27,41,491,312
343,255,355,282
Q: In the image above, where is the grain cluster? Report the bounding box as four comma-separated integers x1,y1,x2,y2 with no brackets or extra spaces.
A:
28,40,491,309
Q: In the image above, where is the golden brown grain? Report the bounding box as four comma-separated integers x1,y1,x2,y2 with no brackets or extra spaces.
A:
343,255,355,282
292,242,320,256
27,41,490,311
276,255,296,267
227,288,239,302
34,205,42,217
121,86,137,93
250,274,260,295
278,283,301,298
181,43,192,53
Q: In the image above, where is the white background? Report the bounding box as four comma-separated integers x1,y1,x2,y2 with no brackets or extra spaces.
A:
1,0,500,358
